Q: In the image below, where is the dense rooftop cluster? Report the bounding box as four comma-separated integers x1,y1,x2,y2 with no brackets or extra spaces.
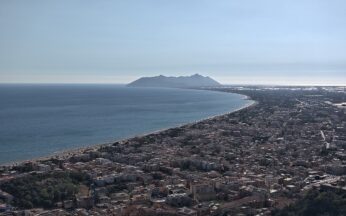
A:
0,86,345,216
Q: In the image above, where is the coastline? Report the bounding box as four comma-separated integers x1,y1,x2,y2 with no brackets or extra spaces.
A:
1,91,257,167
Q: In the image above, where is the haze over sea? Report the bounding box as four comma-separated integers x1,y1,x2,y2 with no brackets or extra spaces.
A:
0,84,252,164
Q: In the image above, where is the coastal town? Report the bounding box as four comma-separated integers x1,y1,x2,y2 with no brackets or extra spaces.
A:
0,86,346,216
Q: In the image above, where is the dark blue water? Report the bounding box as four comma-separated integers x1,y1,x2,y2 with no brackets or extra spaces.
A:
0,84,252,164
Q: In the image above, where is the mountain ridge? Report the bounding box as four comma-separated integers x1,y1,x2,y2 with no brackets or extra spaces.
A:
127,74,221,88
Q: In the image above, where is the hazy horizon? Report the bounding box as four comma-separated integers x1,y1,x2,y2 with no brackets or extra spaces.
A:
1,0,345,85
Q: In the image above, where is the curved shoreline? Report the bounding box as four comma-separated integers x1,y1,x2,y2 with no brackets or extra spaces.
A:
1,91,257,167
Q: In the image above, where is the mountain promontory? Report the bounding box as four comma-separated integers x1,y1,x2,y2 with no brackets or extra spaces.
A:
127,74,221,88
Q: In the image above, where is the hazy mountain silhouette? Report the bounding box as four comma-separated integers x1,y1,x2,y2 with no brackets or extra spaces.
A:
127,74,221,88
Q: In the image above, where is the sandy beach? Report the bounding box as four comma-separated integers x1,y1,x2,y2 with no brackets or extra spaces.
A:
1,93,256,167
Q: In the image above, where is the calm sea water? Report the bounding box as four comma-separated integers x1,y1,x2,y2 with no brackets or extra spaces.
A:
0,84,252,164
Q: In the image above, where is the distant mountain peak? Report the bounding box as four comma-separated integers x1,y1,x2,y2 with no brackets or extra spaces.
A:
127,74,221,88
192,73,201,76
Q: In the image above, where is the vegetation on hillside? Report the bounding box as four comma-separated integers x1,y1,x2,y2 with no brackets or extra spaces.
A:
0,171,90,209
273,188,346,216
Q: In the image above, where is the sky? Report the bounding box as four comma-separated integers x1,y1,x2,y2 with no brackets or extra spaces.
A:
0,0,345,85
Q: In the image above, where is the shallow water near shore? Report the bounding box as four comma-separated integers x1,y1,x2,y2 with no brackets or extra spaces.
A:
0,84,252,164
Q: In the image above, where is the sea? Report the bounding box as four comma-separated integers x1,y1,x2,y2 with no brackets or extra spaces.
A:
0,84,252,164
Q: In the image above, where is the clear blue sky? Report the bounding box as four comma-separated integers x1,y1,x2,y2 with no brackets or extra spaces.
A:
0,0,345,85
